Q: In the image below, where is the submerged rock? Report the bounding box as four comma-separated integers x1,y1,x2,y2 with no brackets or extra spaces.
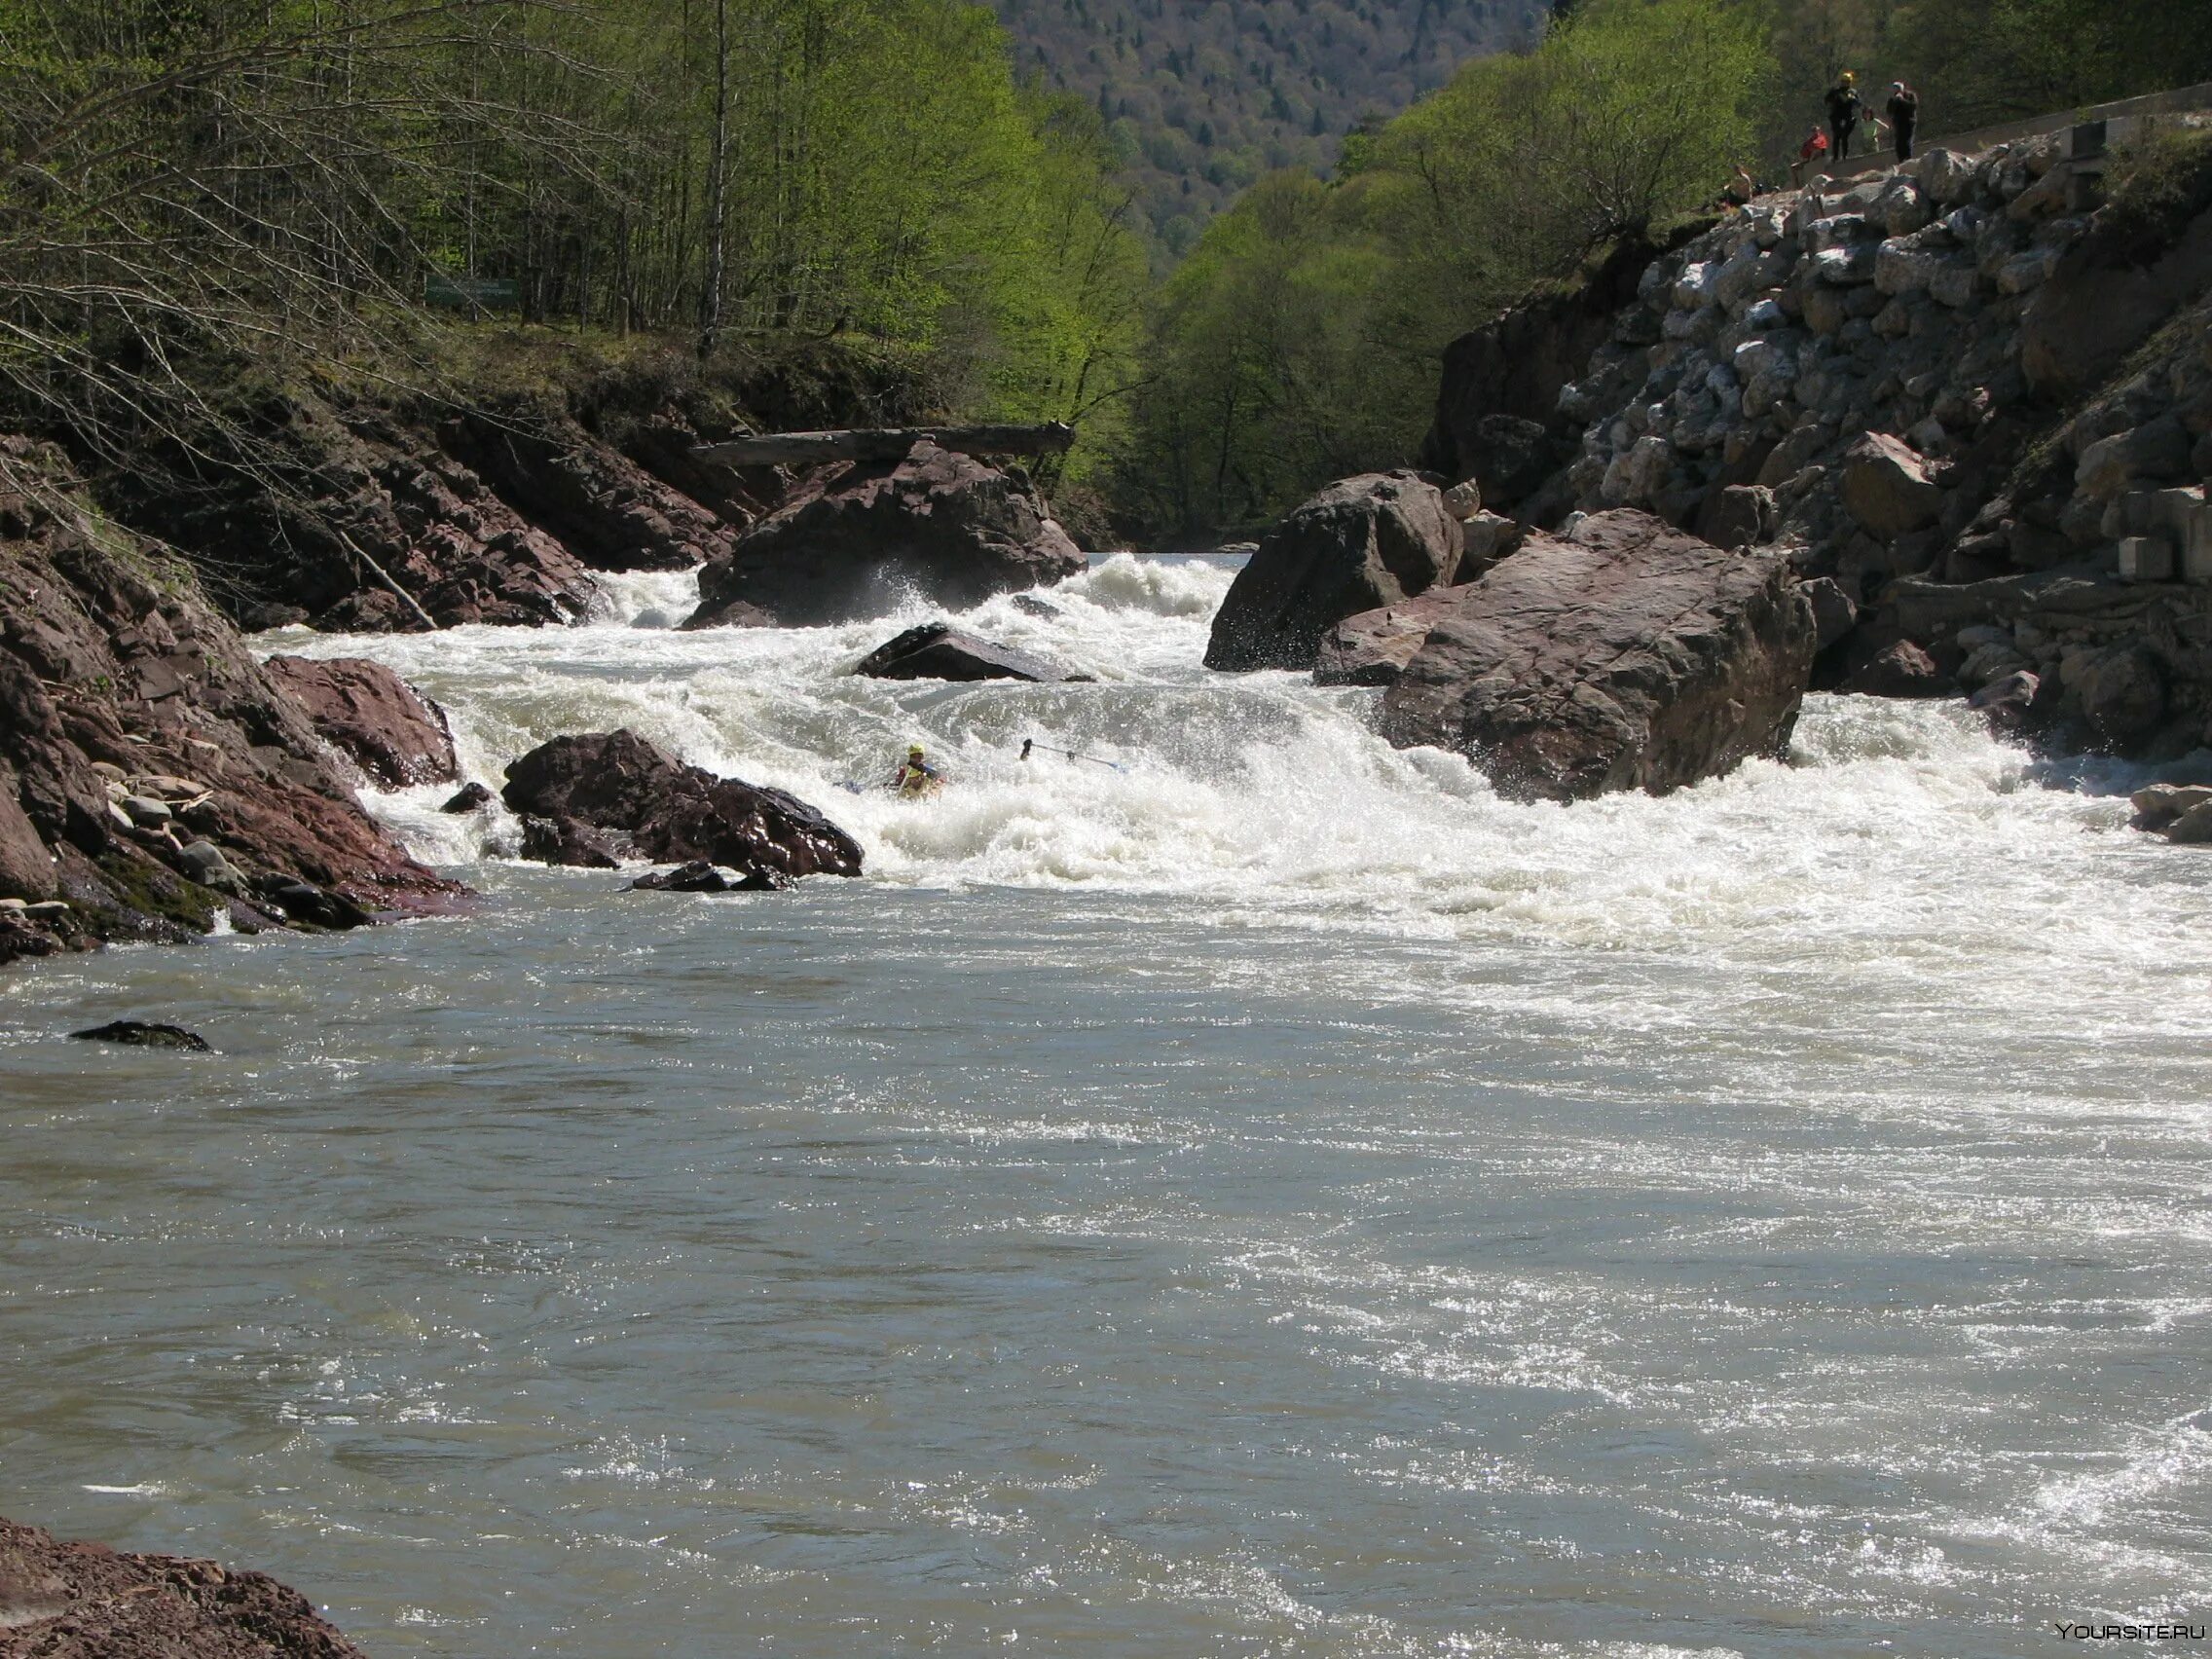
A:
854,622,1072,683
502,730,861,883
0,1513,367,1656
68,1019,212,1052
1205,472,1463,673
628,859,793,893
265,655,460,788
1377,510,1816,802
686,442,1083,628
440,781,494,814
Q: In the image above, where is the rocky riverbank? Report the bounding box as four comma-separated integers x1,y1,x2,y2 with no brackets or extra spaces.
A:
0,1516,365,1658
0,439,457,968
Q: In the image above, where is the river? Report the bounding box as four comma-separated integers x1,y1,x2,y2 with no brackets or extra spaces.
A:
3,557,2208,1656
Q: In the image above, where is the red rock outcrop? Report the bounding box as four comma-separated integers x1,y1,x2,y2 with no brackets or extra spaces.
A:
0,438,457,967
264,656,460,788
0,1514,367,1659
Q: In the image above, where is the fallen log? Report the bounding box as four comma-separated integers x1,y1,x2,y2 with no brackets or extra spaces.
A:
693,423,1075,468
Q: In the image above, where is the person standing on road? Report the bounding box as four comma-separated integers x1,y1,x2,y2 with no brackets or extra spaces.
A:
1825,71,1863,167
1887,80,1921,163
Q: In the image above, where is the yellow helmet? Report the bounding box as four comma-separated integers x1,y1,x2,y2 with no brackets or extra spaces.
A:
1841,70,1856,85
908,745,926,759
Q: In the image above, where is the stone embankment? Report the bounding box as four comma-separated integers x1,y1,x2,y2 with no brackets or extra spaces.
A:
1436,119,2212,761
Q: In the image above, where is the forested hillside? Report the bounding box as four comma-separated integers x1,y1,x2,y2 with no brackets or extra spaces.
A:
990,0,1549,254
0,0,1152,503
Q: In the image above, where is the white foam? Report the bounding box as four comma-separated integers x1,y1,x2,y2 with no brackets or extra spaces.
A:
262,558,2212,1038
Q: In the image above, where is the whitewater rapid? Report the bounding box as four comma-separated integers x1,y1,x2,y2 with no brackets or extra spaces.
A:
272,554,2205,1028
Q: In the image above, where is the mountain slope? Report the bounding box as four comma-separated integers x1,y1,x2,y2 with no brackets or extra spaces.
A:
992,0,1549,252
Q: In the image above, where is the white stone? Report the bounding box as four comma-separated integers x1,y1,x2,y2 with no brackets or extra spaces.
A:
1811,245,1876,285
1918,147,1979,207
2119,535,2176,581
1672,262,1717,310
1600,435,1676,508
1740,297,1788,332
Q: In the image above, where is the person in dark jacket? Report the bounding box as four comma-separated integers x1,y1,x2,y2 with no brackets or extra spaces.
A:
1825,72,1862,166
1887,81,1921,163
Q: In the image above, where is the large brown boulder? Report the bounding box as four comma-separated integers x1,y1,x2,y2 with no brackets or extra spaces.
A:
501,729,862,882
1377,510,1817,802
0,1514,367,1658
1204,472,1463,672
264,655,460,788
685,442,1084,627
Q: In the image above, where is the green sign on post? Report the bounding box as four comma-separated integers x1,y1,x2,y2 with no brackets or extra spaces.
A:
424,273,523,312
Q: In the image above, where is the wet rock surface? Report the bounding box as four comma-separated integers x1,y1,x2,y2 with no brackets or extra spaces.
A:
263,656,460,788
854,622,1074,683
0,438,458,968
1205,472,1463,673
502,729,862,883
687,442,1084,628
1377,510,1817,802
68,1019,213,1052
0,1514,367,1659
629,859,793,893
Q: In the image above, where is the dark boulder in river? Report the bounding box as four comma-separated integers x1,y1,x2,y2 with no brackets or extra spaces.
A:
502,730,862,882
855,621,1073,683
1377,509,1817,802
69,1019,212,1052
264,655,460,788
685,441,1084,628
0,1513,368,1657
1204,471,1463,673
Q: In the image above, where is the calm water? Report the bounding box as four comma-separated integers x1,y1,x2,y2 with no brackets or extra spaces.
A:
3,559,2209,1656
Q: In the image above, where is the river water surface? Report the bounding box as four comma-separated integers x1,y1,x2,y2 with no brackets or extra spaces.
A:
3,558,2210,1656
